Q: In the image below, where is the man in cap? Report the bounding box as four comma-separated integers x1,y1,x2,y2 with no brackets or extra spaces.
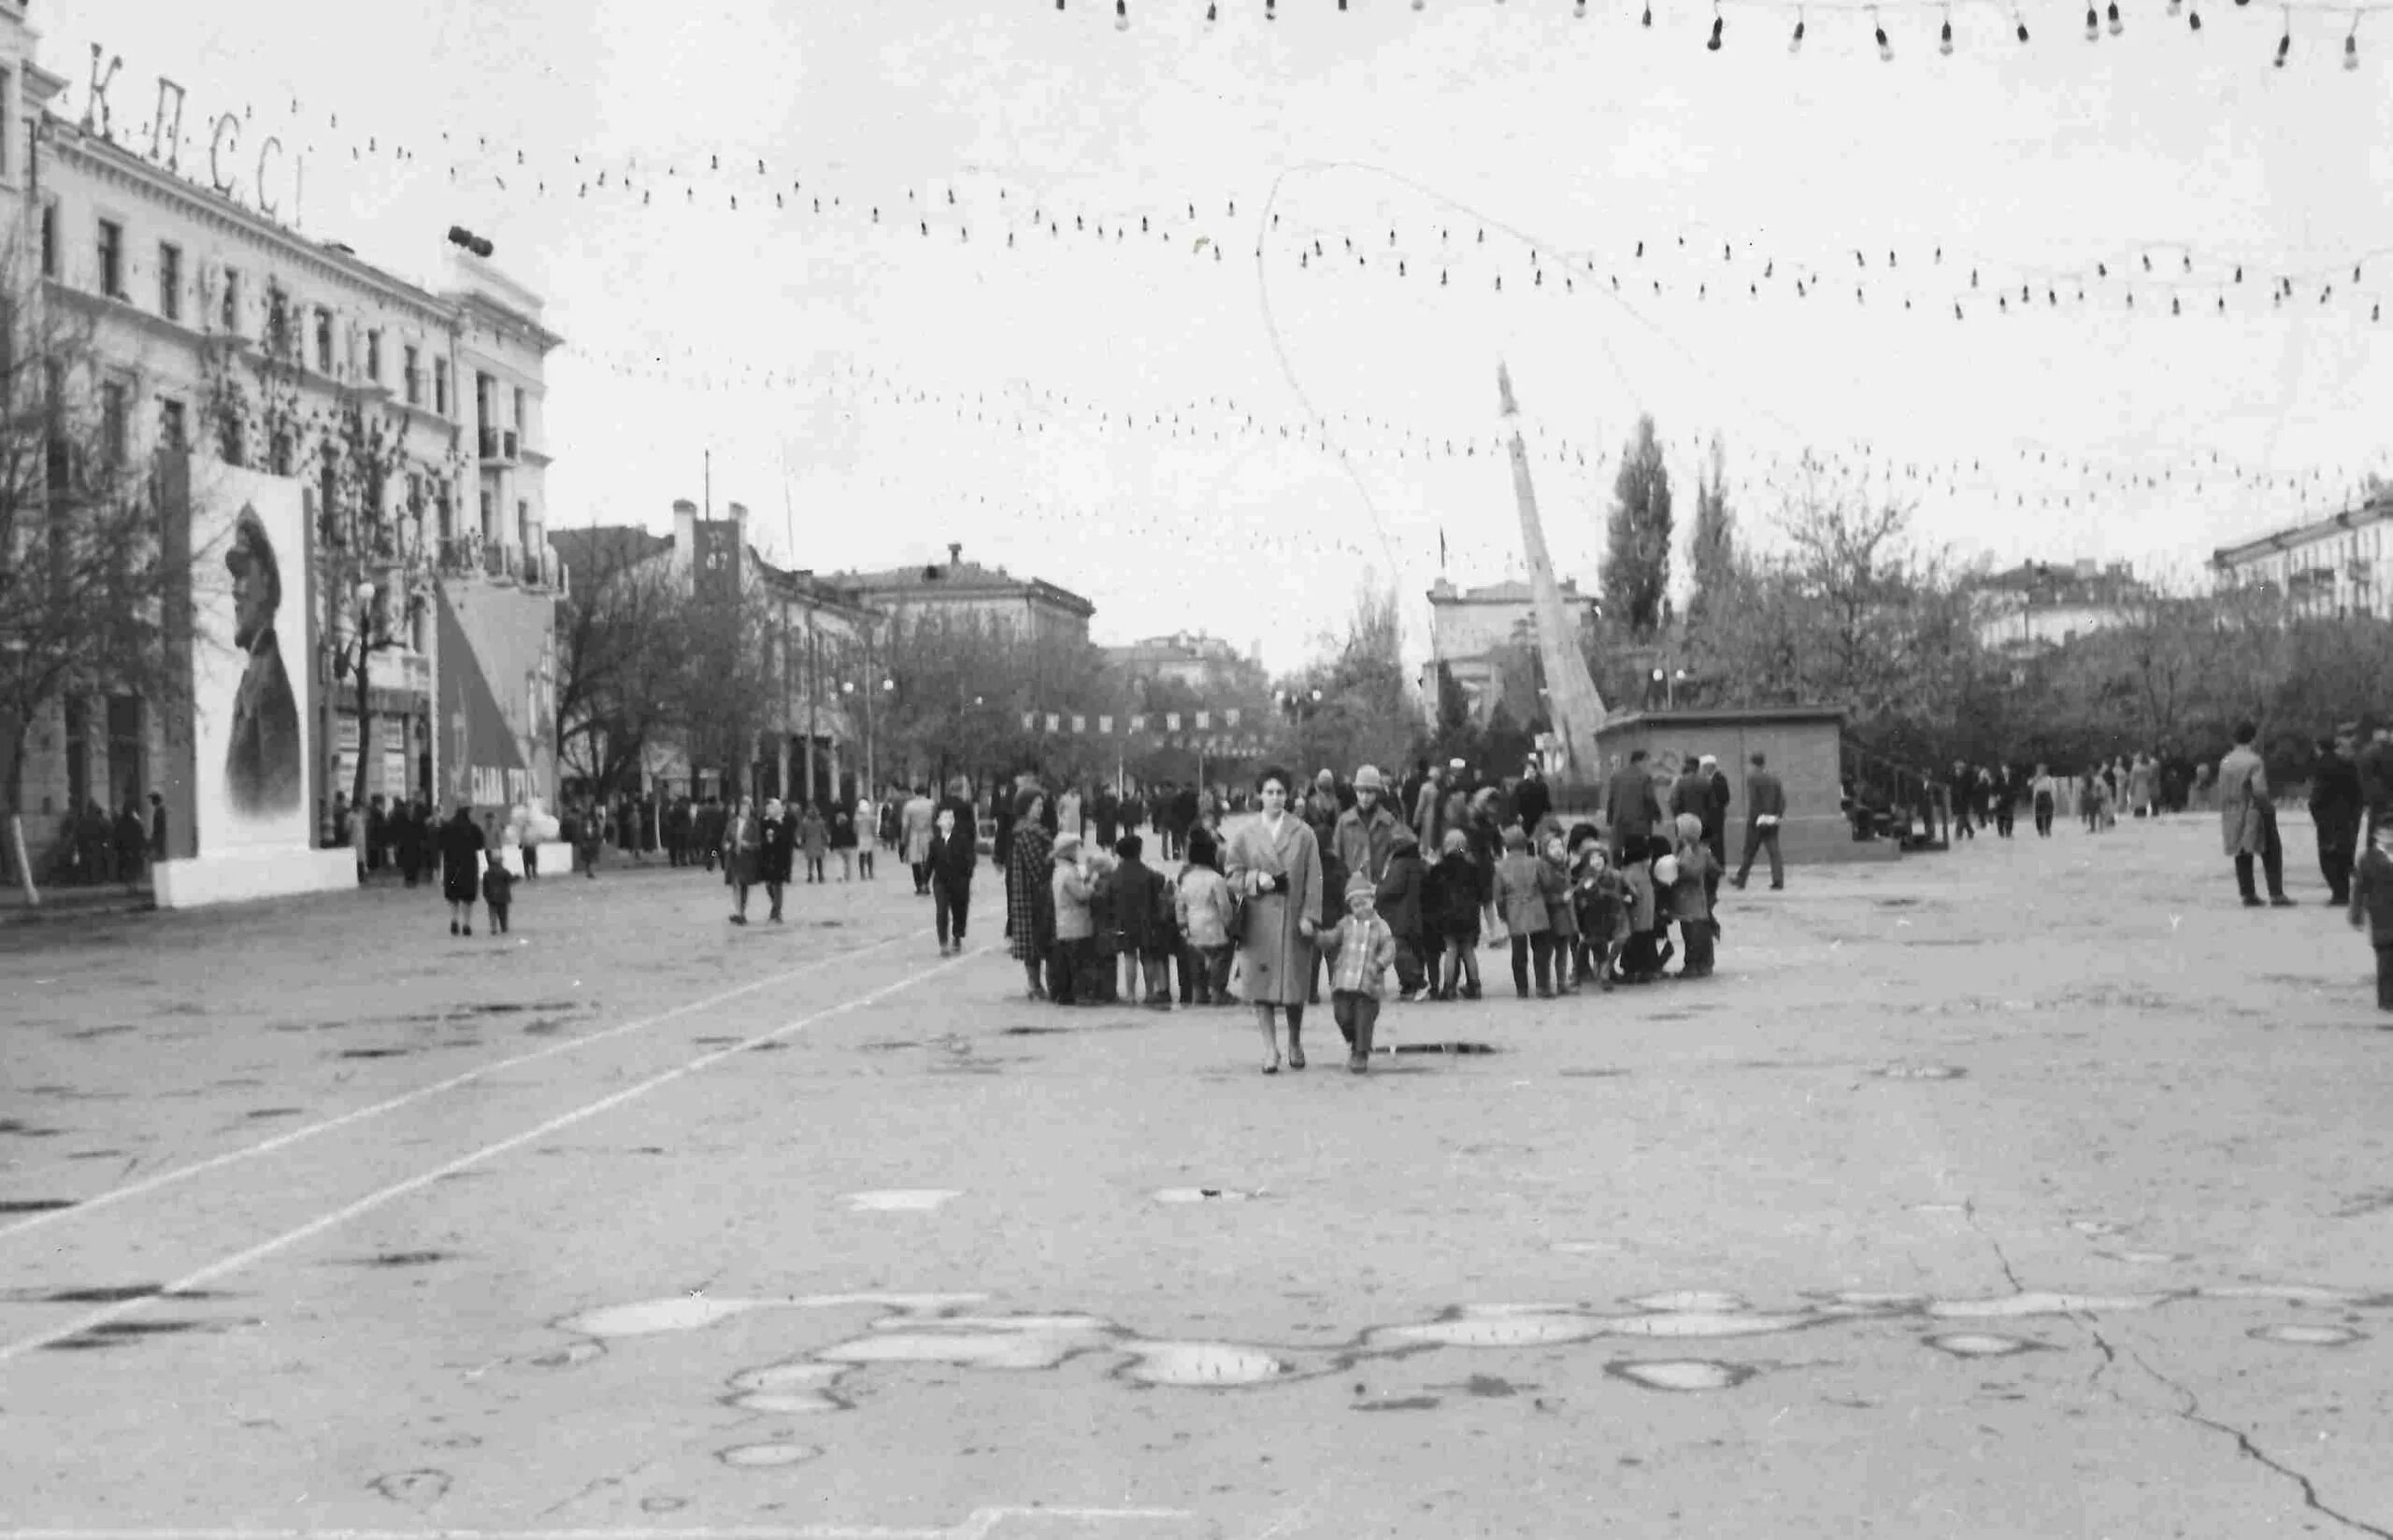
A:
1698,753,1732,907
223,506,303,819
1334,764,1400,889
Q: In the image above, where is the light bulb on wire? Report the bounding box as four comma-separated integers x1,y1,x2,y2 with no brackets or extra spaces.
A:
2348,18,2361,66
1791,9,1806,50
2085,6,2099,38
1941,10,1954,51
1709,9,1724,49
1875,7,1893,57
1641,3,1654,25
2107,1,2123,33
1115,0,1127,29
2015,12,2029,39
2276,9,2291,63
2188,3,2201,26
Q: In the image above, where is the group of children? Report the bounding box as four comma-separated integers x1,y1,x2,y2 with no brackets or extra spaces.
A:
1045,828,1248,1008
1423,812,1723,999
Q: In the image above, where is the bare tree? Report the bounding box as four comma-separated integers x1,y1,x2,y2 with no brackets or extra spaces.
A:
0,259,204,903
552,532,687,795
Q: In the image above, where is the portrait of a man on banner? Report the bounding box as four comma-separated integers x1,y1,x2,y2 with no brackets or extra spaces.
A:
223,508,303,819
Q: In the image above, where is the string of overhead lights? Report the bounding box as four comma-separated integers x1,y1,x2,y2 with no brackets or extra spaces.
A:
1068,0,2378,69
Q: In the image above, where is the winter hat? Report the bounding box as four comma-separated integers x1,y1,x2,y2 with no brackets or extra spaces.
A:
1315,768,1337,790
1675,813,1704,844
1440,828,1470,857
1353,764,1385,792
1344,873,1375,902
1053,832,1083,858
1501,823,1529,849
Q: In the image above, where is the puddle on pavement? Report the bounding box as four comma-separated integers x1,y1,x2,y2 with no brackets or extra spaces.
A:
1354,1395,1442,1411
2196,1284,2370,1306
2248,1324,2367,1347
719,1442,820,1467
46,1319,222,1350
0,1120,63,1137
1627,1291,1746,1313
1925,1332,2046,1358
22,1284,228,1305
843,1191,960,1212
0,1199,78,1214
1383,1313,1606,1348
338,1048,412,1060
1395,1042,1499,1056
1927,1291,2166,1319
345,1251,456,1268
1873,1064,1969,1080
244,1108,305,1120
1123,1342,1288,1386
1606,1360,1755,1392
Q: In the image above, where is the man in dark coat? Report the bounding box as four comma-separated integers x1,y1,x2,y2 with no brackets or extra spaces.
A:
2358,720,2393,842
1513,760,1552,837
1699,753,1732,906
1732,750,1787,890
1091,784,1121,851
2311,729,2365,905
148,791,168,862
1111,834,1172,1007
1604,749,1662,862
1669,753,1710,829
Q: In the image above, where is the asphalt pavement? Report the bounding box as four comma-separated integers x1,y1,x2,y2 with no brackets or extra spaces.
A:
2,817,2389,1539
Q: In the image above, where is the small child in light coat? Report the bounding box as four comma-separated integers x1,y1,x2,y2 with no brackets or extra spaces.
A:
1176,832,1239,1006
1317,873,1397,1072
1670,813,1717,979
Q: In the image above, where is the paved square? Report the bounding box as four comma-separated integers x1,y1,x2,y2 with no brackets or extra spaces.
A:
4,822,2390,1539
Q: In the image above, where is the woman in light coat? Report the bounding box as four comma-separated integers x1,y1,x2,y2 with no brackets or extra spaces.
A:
1224,765,1324,1075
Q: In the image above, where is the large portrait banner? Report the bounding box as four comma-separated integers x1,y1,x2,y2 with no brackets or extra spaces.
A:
189,465,314,857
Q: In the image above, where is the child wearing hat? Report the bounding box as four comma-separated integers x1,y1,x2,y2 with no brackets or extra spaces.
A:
1426,827,1484,1001
1049,833,1093,1006
1669,812,1718,978
1493,823,1560,998
2350,820,2393,1013
1317,873,1397,1071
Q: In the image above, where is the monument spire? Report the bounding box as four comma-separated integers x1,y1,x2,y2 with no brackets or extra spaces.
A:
1498,361,1609,780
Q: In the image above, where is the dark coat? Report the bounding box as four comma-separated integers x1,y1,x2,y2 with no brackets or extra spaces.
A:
2353,846,2393,944
1512,776,1552,834
1111,855,1171,952
1373,834,1425,938
759,813,795,884
1703,770,1732,844
937,797,980,875
1603,763,1662,848
1745,769,1787,825
2312,753,2364,824
437,814,485,904
2358,737,2393,817
1425,853,1482,942
928,825,974,891
1669,768,1710,825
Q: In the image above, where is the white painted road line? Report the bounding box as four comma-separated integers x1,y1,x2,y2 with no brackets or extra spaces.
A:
0,1506,1194,1539
0,935,907,1247
0,947,977,1365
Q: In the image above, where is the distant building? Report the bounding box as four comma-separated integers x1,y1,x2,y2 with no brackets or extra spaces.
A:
1422,577,1600,722
1101,632,1264,692
1969,559,2154,657
551,500,882,806
834,543,1094,647
2210,492,2393,620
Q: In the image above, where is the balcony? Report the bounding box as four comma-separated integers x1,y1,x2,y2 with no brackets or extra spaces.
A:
437,535,559,590
478,427,519,465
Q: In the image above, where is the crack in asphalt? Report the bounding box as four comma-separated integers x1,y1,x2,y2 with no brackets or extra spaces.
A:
537,1459,654,1519
2083,1321,2118,1393
2124,1348,2392,1540
1961,1201,2026,1293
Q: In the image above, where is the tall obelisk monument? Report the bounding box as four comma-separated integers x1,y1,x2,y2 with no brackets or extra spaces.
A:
1498,361,1609,780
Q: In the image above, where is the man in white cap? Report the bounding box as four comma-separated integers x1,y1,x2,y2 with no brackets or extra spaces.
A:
1698,753,1732,907
1334,764,1400,888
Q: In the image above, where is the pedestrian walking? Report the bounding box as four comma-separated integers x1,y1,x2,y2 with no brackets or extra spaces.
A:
902,786,938,894
148,791,167,864
437,802,485,935
1373,825,1427,1002
760,797,795,922
1225,767,1324,1074
928,800,977,956
2311,730,2364,905
854,794,878,879
1317,874,1397,1073
112,800,147,891
481,848,515,935
2030,764,2058,837
1731,751,1786,891
796,802,829,884
724,795,762,925
2219,722,2294,908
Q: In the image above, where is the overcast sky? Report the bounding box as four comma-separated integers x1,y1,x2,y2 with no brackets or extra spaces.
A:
40,0,2393,670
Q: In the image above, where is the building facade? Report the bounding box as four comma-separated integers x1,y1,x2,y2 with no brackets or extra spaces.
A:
552,500,883,808
2210,492,2393,620
835,543,1094,646
1968,558,2153,657
1100,631,1265,693
4,4,562,868
1422,576,1600,722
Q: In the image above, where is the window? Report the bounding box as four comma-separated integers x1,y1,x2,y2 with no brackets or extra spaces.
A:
517,498,531,551
434,358,450,416
479,488,494,539
157,242,181,321
512,385,527,436
221,267,241,334
365,329,382,383
0,67,12,179
269,431,293,478
97,220,122,298
39,200,56,278
100,381,128,467
403,344,421,406
217,403,245,467
315,308,334,373
159,398,187,453
265,285,291,358
44,359,68,493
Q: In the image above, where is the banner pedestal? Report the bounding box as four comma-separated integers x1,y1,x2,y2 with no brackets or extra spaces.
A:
153,848,358,909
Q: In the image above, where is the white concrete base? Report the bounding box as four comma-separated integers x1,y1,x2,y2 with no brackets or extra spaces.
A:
152,848,360,910
495,841,573,877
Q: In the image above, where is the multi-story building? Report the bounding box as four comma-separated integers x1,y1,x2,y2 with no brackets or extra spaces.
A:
551,500,883,807
2210,491,2393,620
1968,558,2153,657
1421,576,1600,721
5,3,562,867
1101,632,1266,693
836,543,1094,647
